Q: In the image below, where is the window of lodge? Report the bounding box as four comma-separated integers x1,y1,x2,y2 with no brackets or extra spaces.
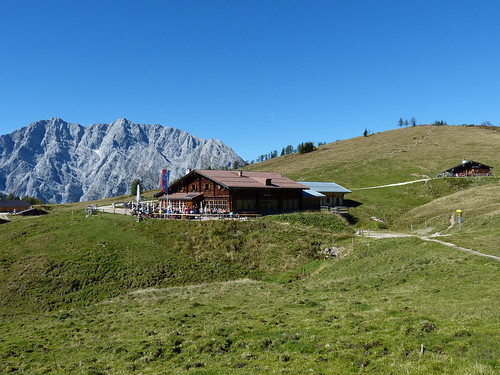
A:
206,199,227,210
169,201,187,211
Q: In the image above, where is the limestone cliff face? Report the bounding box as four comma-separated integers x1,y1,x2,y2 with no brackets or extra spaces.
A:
0,118,243,203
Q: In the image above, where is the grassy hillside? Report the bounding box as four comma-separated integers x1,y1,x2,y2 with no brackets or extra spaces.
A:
0,208,351,315
245,125,500,249
401,183,499,230
398,182,500,257
347,177,499,227
1,237,498,374
246,125,499,188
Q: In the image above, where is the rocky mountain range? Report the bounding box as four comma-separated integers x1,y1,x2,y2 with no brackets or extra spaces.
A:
0,118,244,203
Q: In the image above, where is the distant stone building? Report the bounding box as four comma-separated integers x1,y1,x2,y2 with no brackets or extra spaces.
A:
441,160,493,177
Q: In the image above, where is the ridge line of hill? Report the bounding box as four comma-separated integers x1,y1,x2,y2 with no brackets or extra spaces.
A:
245,125,499,189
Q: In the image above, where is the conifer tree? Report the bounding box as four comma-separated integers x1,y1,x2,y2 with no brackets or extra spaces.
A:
130,179,141,195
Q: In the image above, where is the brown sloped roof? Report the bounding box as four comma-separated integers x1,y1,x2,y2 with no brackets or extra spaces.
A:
194,170,307,189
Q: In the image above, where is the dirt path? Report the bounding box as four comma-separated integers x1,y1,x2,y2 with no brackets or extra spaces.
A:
97,205,131,215
356,230,500,262
351,178,431,191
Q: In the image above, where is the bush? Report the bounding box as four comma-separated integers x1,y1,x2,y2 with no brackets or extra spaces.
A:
297,142,316,154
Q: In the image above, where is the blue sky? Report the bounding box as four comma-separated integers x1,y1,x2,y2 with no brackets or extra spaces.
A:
1,0,499,161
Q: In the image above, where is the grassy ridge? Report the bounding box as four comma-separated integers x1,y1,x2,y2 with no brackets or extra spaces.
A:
348,177,499,228
1,237,498,374
399,182,500,256
245,125,500,248
246,125,500,188
0,210,350,314
401,182,500,230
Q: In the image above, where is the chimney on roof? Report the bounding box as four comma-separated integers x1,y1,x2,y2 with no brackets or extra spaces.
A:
266,178,272,186
462,159,467,164
186,168,192,175
238,170,243,177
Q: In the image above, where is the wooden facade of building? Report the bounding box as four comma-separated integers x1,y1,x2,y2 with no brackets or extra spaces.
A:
0,200,31,213
441,160,493,177
299,181,351,209
159,170,307,215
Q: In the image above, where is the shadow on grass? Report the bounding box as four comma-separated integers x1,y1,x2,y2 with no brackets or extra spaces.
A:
344,199,363,208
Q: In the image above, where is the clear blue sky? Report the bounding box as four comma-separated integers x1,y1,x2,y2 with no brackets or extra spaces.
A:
1,0,499,161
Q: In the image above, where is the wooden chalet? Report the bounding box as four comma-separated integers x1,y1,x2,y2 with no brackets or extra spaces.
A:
441,160,493,177
0,200,31,213
159,169,307,215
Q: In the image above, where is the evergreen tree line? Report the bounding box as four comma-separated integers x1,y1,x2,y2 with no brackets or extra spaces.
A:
245,140,326,165
433,120,447,126
397,118,497,128
398,117,417,128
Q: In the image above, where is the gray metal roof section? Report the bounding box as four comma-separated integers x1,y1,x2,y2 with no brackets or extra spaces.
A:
302,189,326,198
299,181,351,193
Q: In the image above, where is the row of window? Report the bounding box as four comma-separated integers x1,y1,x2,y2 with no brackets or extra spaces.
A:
205,200,227,210
179,183,226,192
164,198,302,213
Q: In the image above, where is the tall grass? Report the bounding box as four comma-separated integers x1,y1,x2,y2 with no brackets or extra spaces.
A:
0,210,346,314
1,237,498,374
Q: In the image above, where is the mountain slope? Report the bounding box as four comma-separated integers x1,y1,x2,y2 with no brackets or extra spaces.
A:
0,118,243,203
246,125,499,188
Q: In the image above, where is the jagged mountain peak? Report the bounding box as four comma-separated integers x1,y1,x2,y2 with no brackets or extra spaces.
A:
110,117,132,126
49,117,65,124
0,118,243,203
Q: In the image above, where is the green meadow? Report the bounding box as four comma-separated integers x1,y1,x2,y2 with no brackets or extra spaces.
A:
2,220,498,374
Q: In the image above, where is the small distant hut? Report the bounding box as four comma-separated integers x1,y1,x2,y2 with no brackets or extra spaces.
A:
441,160,493,177
0,200,31,213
